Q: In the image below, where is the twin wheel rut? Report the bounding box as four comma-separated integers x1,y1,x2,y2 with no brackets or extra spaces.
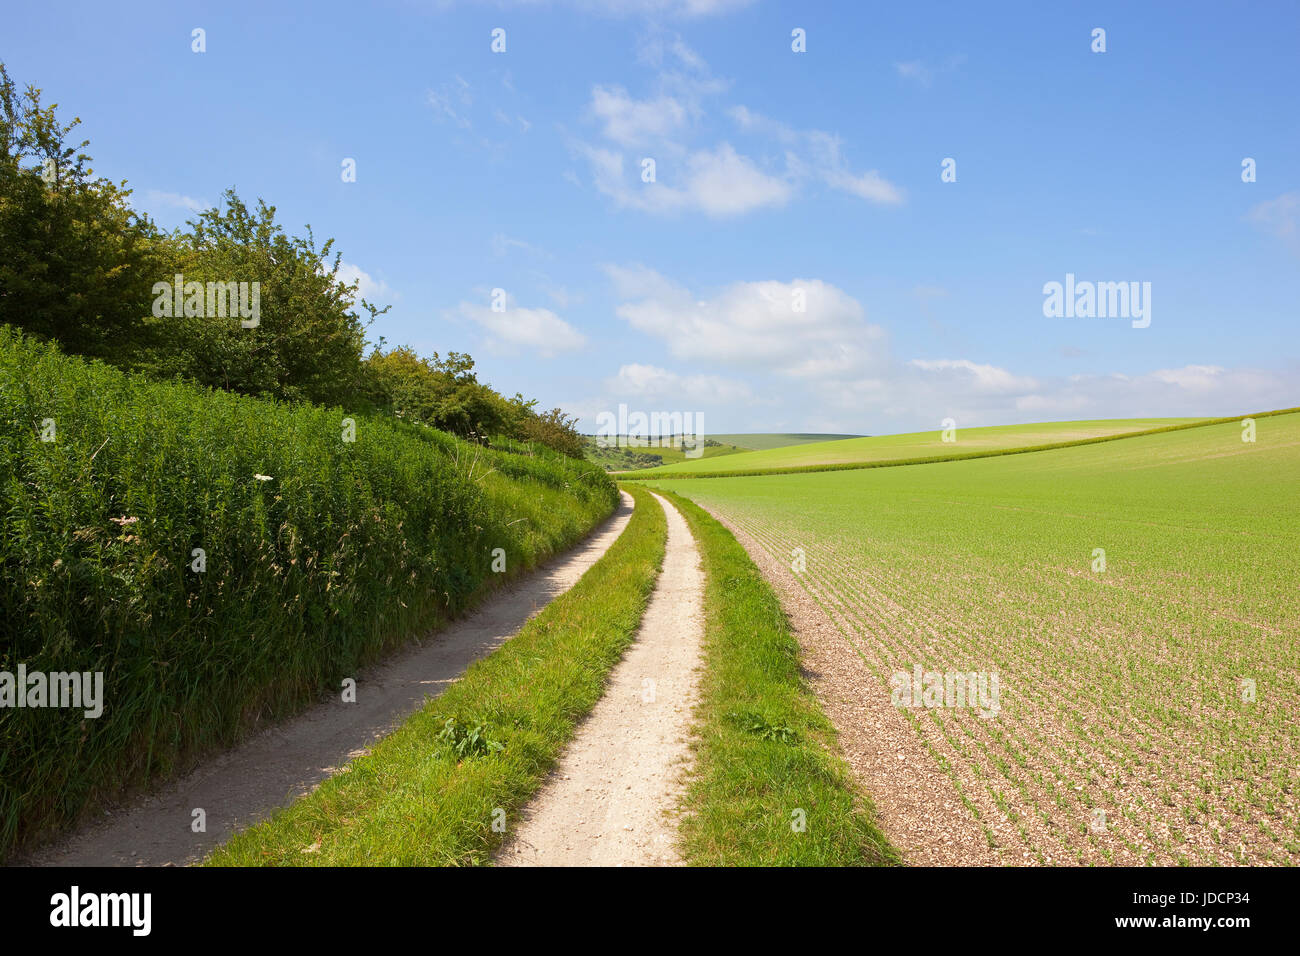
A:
27,491,706,868
497,492,704,866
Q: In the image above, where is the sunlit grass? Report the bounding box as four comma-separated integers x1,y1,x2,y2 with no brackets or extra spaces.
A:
0,326,617,860
652,414,1300,865
662,491,900,866
207,484,665,866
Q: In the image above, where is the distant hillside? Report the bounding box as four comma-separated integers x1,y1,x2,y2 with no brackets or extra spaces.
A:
709,433,864,451
582,432,863,471
582,435,747,471
627,418,1204,478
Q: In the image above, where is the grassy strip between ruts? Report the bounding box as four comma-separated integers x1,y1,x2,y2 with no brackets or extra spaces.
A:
660,490,900,866
206,484,665,866
625,408,1300,480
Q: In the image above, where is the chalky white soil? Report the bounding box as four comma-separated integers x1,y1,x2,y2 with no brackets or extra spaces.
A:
496,493,705,867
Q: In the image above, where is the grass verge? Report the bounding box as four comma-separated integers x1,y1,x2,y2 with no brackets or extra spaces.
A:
206,484,666,866
660,489,900,866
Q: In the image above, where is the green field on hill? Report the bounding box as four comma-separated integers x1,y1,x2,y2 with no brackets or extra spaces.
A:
584,432,863,472
709,433,864,451
582,437,748,471
630,418,1204,478
648,412,1300,865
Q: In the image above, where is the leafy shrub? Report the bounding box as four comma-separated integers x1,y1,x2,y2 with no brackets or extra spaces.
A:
0,64,168,362
137,190,377,407
434,717,505,759
728,711,799,744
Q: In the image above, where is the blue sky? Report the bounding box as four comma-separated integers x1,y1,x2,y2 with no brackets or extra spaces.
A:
5,0,1298,433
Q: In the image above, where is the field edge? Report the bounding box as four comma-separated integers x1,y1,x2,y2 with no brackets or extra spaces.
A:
661,489,901,867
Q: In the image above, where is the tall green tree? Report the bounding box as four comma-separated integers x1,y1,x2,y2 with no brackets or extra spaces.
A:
0,63,165,360
144,189,380,406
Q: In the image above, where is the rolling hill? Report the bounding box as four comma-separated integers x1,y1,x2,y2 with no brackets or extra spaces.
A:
628,418,1206,478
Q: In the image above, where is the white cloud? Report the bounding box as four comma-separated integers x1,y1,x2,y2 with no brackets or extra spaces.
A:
895,60,933,84
139,190,211,213
634,33,729,102
451,297,586,357
639,33,708,72
606,265,882,368
489,233,546,258
729,105,904,204
509,0,754,16
909,358,1040,394
1247,192,1300,254
584,142,791,217
830,360,1295,433
1010,365,1296,420
680,143,792,215
823,167,905,204
602,265,1296,432
335,262,396,303
1148,365,1225,390
895,55,966,87
590,85,688,147
492,108,532,132
576,43,898,216
607,363,753,404
541,283,577,308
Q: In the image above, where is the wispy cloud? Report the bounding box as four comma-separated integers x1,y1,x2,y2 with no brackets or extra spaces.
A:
335,262,396,304
895,54,967,87
1247,191,1300,255
490,233,548,258
139,189,211,214
607,363,753,404
574,39,901,216
491,0,755,17
449,294,586,357
730,105,905,204
426,75,473,127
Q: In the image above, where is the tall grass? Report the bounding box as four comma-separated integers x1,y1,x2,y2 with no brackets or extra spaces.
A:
0,326,617,859
207,485,665,866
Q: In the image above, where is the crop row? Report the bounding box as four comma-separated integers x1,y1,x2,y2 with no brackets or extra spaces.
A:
654,415,1300,865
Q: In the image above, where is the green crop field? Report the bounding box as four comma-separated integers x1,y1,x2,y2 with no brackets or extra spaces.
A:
584,433,863,473
628,443,746,467
649,413,1300,865
632,418,1201,478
